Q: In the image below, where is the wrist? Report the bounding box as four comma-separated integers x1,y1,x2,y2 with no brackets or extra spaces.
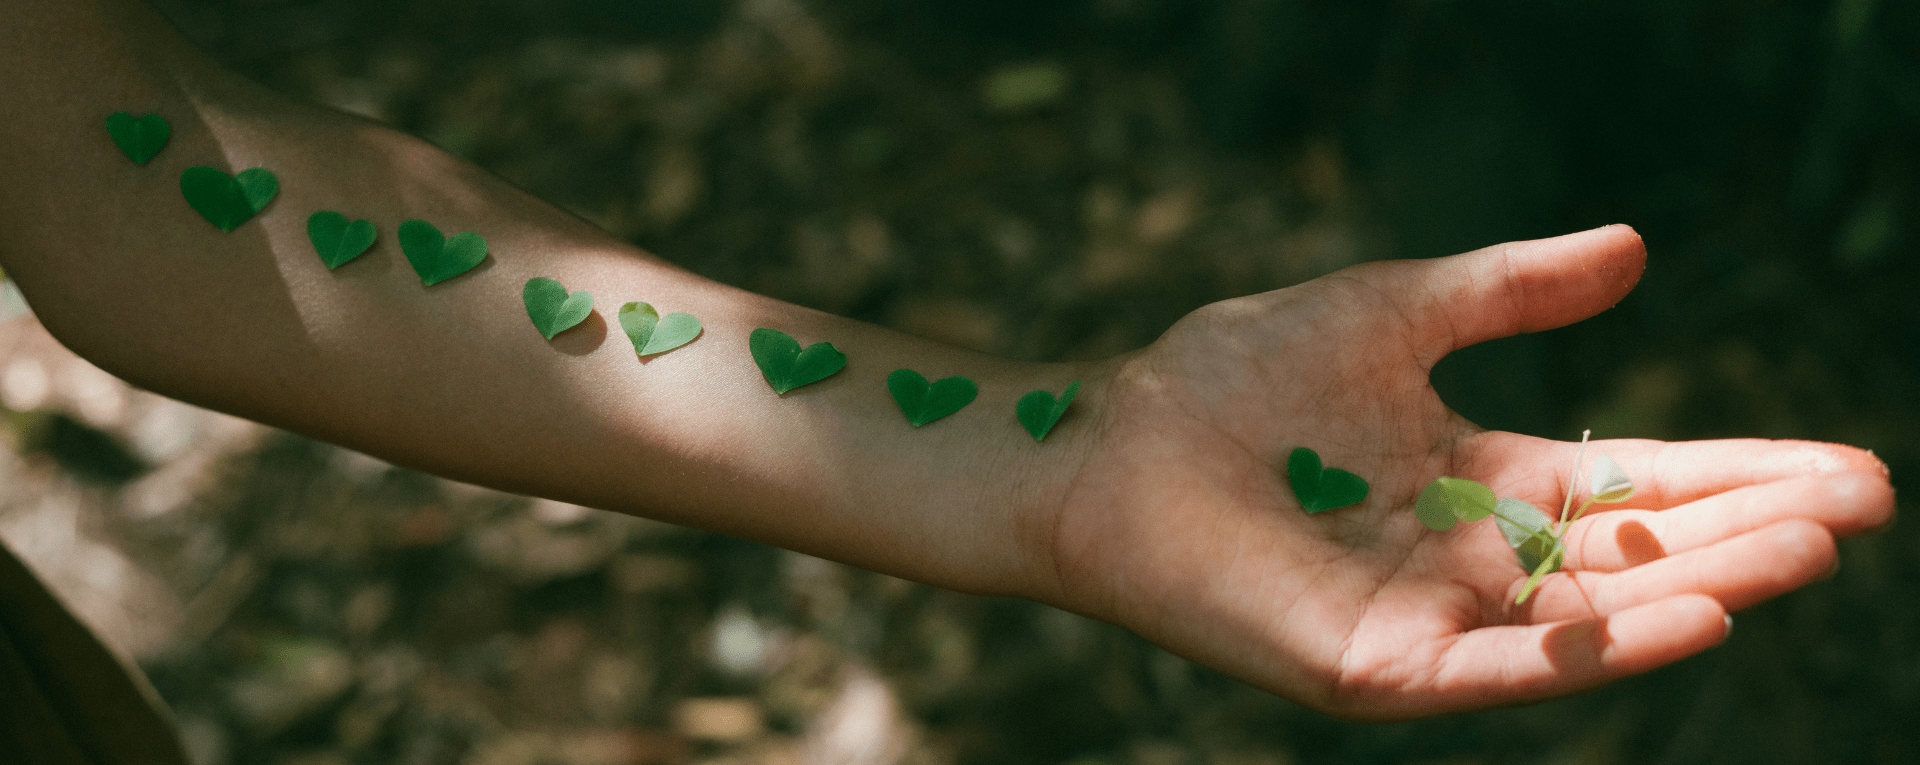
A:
961,357,1116,604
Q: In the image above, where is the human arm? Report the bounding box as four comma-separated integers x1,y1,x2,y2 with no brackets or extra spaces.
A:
0,0,1075,598
0,0,1894,721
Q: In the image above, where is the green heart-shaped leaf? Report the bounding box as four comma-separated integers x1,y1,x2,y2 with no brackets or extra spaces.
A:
1016,381,1080,442
1287,446,1370,514
749,328,846,394
398,219,487,286
1415,475,1496,531
618,302,702,356
180,166,277,232
888,369,978,427
523,278,594,339
106,112,169,166
306,211,377,269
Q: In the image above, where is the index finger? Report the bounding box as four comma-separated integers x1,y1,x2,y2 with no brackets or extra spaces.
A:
1461,432,1890,513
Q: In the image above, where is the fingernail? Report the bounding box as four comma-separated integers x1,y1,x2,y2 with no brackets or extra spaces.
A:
1719,614,1734,645
1820,558,1840,582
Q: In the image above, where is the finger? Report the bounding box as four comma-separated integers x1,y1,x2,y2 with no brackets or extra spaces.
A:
1464,431,1891,512
1341,594,1726,720
1335,224,1646,368
1562,471,1894,572
1521,519,1835,624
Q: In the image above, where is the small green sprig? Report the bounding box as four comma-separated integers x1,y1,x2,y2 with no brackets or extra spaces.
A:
1415,430,1635,604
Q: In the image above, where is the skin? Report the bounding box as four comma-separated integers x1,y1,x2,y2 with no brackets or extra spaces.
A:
0,0,1896,724
1052,234,1892,719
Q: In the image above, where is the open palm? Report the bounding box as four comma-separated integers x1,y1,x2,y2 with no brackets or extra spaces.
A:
1043,225,1893,720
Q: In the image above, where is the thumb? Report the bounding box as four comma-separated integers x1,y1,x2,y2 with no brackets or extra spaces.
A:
1349,224,1647,368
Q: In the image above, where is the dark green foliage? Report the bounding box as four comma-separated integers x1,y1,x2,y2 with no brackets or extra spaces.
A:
1288,446,1370,514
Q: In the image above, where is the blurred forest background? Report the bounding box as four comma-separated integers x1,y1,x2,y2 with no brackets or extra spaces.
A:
2,0,1917,763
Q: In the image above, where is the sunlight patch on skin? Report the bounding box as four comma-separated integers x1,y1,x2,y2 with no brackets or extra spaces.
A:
1327,584,1475,716
1260,554,1343,660
1760,443,1856,474
1319,527,1479,711
1557,510,1669,572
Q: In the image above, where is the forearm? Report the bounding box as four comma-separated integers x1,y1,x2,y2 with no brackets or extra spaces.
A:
0,0,1097,598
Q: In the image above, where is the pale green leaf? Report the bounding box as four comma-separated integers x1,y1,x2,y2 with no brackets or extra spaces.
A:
1590,455,1634,503
1415,481,1456,531
1492,497,1555,571
1415,477,1495,531
1517,529,1557,573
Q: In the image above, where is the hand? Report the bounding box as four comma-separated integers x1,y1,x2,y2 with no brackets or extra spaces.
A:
1036,225,1894,720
